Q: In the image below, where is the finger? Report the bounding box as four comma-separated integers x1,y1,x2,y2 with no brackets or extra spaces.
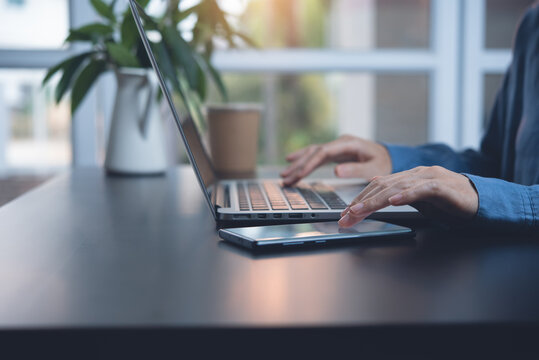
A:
388,180,444,207
338,172,414,219
339,177,389,216
283,139,367,182
347,171,414,208
349,185,404,216
338,211,370,228
390,180,472,218
285,147,310,162
283,140,356,185
339,186,406,228
334,162,369,178
281,151,323,186
280,146,318,178
342,174,426,222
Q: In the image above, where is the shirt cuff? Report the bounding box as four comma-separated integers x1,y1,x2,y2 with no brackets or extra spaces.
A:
463,174,535,232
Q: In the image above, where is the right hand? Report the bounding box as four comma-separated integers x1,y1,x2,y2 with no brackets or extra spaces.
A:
280,135,392,186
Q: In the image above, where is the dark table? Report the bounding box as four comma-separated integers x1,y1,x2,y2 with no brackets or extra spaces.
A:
1,167,538,357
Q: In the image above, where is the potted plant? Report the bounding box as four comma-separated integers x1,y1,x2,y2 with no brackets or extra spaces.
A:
43,0,253,175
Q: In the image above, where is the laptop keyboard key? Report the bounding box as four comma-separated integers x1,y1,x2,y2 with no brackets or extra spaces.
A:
297,187,328,210
282,187,309,210
236,184,250,211
247,183,269,211
311,183,347,210
263,182,290,211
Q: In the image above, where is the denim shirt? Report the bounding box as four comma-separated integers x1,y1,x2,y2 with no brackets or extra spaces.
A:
385,4,539,234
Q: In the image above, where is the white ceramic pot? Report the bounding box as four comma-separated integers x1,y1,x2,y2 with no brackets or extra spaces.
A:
105,68,167,176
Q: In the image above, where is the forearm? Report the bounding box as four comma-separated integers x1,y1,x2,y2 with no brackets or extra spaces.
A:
385,143,499,177
465,175,538,233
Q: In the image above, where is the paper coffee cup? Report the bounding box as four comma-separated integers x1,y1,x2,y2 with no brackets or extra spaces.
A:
207,104,261,176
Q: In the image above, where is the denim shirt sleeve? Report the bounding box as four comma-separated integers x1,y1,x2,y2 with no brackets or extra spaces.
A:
464,174,539,233
384,143,499,177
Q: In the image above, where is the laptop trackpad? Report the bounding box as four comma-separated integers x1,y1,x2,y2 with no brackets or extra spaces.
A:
331,184,366,203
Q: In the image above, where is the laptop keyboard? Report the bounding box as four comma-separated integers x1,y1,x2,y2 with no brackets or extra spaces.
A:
238,181,347,211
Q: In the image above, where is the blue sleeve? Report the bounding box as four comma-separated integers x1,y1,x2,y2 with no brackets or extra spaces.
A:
384,74,506,176
384,44,510,178
464,175,539,234
385,144,498,177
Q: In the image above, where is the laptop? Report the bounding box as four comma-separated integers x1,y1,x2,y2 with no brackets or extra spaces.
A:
129,0,417,223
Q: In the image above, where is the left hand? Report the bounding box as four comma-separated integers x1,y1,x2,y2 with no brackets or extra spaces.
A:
338,166,479,228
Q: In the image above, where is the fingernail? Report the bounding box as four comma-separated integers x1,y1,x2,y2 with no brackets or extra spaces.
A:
350,202,364,213
389,194,403,204
340,208,349,217
338,213,350,226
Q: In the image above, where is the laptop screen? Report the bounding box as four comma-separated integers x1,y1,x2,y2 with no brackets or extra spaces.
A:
129,0,217,216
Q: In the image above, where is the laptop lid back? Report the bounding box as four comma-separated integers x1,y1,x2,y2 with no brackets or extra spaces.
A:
129,0,217,218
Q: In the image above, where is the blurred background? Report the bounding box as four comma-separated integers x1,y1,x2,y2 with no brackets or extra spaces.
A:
0,0,534,202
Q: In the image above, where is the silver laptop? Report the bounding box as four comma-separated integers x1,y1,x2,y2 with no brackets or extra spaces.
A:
129,0,417,223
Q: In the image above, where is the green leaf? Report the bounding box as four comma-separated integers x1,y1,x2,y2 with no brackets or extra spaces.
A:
70,60,107,114
132,5,159,30
76,22,114,36
106,42,141,68
90,0,116,23
196,65,206,101
42,51,93,86
177,73,205,129
205,59,228,102
66,23,114,43
65,30,93,43
199,55,227,101
152,41,182,95
54,53,94,104
234,32,258,48
121,11,138,49
161,25,199,90
137,0,151,8
172,4,199,23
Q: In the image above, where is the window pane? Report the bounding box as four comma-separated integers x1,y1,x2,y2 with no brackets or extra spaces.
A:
205,73,429,164
0,0,69,49
0,70,71,170
227,0,430,50
375,74,429,145
485,0,534,49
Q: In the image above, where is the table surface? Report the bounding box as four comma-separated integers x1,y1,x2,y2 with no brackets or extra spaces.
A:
1,166,538,330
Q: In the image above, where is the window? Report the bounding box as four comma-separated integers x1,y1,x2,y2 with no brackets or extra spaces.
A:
0,0,99,174
0,0,534,172
460,0,534,149
207,73,429,164
232,0,431,50
211,0,533,162
0,69,71,170
0,0,69,49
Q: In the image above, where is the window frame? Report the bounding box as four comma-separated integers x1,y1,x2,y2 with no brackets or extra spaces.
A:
0,0,515,172
212,0,512,152
0,0,99,172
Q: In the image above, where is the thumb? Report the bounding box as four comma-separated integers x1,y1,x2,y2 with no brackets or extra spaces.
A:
334,162,368,178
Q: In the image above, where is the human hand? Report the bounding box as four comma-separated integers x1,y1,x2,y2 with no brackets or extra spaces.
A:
280,135,392,186
338,166,479,227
